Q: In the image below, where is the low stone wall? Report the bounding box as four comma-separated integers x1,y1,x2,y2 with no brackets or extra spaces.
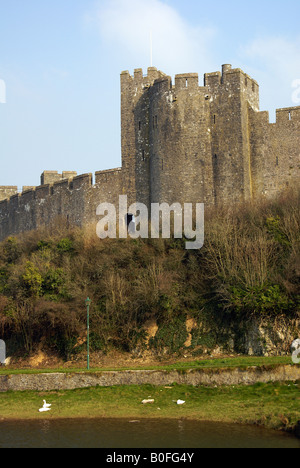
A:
0,365,299,392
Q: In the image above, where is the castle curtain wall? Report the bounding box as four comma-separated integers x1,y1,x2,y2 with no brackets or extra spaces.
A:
0,66,299,241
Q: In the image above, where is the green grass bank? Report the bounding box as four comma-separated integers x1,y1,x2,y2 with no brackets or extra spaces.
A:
0,357,299,436
0,355,294,374
0,381,299,435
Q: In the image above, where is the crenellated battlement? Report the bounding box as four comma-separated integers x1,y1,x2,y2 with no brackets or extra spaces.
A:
204,65,259,99
0,171,95,209
122,65,260,115
121,67,167,88
0,186,18,202
0,63,299,242
0,169,112,240
123,65,260,98
251,105,300,126
41,170,78,186
174,73,199,91
276,106,300,123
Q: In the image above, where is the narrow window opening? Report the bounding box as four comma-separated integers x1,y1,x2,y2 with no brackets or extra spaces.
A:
213,115,216,125
125,214,135,235
289,111,291,121
142,149,145,161
126,213,133,226
185,79,188,88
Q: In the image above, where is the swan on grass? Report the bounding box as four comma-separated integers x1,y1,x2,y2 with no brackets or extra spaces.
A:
39,400,52,412
39,407,51,413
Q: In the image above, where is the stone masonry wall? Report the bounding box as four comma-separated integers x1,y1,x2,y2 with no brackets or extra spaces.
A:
149,73,214,206
0,64,299,241
0,187,18,203
0,365,299,392
249,106,300,198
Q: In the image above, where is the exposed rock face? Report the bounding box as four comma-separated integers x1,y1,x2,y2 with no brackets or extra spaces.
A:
236,319,298,357
183,316,299,358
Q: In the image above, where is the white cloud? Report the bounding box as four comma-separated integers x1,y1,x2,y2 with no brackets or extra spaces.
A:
85,1,300,116
240,36,300,114
87,0,217,78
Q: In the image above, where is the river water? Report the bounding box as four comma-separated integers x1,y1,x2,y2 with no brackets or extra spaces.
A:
0,418,299,448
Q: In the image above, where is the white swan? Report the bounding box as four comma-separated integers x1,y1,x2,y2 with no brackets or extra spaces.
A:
39,400,52,412
39,407,51,413
177,399,185,405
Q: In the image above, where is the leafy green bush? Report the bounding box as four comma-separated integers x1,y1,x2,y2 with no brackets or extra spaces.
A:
230,284,293,316
42,267,68,300
22,262,43,298
3,237,21,264
56,238,74,254
149,315,188,354
0,188,298,358
266,216,291,246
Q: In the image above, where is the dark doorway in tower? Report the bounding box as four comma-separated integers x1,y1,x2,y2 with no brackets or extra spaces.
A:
125,213,135,235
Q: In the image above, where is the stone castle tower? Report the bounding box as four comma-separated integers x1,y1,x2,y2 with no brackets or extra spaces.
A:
120,64,299,208
0,64,299,240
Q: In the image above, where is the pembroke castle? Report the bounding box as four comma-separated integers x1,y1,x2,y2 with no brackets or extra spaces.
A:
0,64,299,241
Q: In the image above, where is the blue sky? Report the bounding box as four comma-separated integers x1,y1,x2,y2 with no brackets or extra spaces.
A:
0,0,300,188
